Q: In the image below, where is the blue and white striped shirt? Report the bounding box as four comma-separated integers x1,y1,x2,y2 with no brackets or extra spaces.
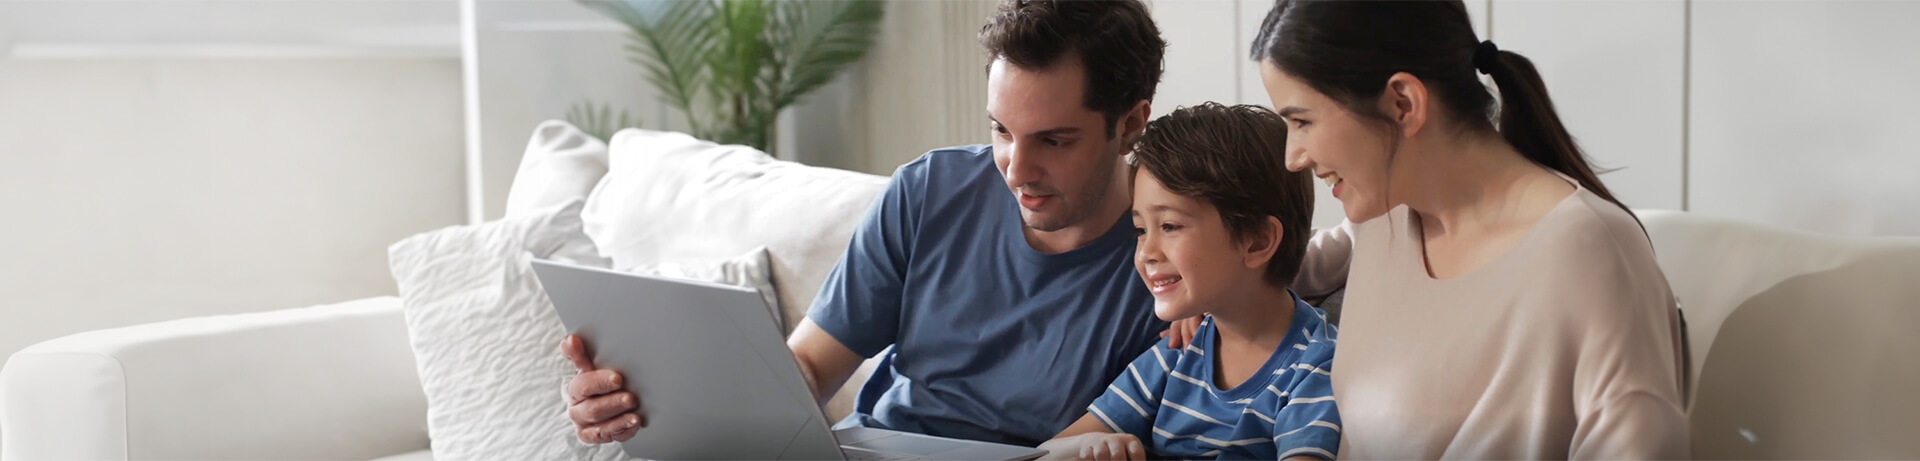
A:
1087,294,1341,460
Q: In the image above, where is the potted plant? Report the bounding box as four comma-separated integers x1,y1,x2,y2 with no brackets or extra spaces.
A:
571,0,884,155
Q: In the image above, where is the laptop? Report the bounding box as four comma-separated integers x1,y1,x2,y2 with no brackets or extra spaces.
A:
532,259,1048,461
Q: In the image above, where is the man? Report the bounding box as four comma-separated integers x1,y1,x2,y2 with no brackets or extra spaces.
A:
564,0,1171,446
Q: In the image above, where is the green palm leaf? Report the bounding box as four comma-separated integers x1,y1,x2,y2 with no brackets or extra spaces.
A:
576,0,882,153
766,0,883,110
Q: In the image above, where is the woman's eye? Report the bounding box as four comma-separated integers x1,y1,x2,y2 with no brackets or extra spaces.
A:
1291,119,1312,129
1160,223,1181,233
1132,226,1146,237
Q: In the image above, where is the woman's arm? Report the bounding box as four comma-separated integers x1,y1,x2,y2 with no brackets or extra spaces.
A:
1290,222,1356,299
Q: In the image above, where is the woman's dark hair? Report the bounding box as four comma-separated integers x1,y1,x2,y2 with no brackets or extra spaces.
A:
1129,102,1313,288
1250,0,1631,215
981,0,1166,138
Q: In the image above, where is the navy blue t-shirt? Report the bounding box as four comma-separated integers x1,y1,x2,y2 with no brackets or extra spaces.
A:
807,145,1165,446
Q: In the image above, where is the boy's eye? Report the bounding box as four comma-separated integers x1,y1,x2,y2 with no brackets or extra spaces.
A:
1044,137,1068,148
1291,119,1312,129
991,124,1010,136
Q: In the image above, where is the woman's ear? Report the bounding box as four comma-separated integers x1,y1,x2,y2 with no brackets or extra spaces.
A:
1243,216,1285,271
1379,72,1430,139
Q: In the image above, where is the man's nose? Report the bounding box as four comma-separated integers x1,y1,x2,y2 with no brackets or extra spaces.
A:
1003,142,1042,188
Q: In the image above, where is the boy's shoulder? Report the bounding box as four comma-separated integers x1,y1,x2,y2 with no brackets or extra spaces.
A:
1285,294,1339,374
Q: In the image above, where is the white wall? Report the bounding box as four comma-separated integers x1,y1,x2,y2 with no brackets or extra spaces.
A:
1491,0,1686,211
471,0,1920,235
0,57,465,374
1688,1,1920,236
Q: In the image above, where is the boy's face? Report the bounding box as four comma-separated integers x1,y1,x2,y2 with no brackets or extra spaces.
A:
987,57,1133,232
1131,168,1262,322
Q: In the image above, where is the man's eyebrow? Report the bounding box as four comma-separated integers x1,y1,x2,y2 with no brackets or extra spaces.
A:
1277,106,1310,118
1032,127,1082,138
987,114,1082,137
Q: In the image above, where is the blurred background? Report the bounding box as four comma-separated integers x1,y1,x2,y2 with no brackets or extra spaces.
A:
3,0,1919,450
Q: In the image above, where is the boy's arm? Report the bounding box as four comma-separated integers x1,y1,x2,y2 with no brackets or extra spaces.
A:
1038,414,1144,461
1038,340,1176,460
1050,412,1116,439
1270,354,1342,460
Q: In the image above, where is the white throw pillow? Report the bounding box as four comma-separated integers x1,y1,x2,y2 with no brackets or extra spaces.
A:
389,199,776,461
630,249,784,330
504,120,610,218
582,129,887,333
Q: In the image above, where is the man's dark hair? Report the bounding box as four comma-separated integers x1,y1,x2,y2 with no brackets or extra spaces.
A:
1128,102,1313,287
980,0,1166,137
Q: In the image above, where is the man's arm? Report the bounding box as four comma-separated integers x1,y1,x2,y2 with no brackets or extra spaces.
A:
787,317,867,405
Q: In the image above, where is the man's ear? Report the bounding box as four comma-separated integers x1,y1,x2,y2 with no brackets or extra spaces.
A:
1118,100,1152,144
1243,216,1284,271
1379,72,1430,139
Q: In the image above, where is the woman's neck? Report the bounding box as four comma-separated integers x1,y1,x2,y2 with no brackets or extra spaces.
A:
1206,282,1297,352
1400,132,1562,240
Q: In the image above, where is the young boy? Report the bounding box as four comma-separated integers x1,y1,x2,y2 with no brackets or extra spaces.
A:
1038,102,1339,460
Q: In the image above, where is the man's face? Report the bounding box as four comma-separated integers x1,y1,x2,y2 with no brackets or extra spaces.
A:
987,57,1128,232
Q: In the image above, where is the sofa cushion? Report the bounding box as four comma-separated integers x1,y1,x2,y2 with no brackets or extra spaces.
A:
1637,210,1920,458
582,129,888,334
389,200,625,461
504,120,610,218
391,199,783,461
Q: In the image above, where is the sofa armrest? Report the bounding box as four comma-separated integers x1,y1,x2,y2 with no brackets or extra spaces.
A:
2,297,428,461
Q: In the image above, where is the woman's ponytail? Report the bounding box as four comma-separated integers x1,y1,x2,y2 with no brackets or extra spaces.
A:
1475,41,1631,214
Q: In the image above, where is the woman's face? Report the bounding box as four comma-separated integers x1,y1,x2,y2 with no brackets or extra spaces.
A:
1260,60,1399,223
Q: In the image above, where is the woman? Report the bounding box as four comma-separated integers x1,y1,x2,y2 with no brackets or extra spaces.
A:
1249,1,1690,458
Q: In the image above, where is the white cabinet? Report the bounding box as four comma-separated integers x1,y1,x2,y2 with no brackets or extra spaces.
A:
1689,1,1920,236
1490,0,1687,211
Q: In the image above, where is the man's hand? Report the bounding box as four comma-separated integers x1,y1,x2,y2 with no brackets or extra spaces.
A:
1160,315,1204,349
562,335,644,443
1038,433,1147,461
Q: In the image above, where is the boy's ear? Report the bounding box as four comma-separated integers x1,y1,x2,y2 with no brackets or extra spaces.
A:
1242,216,1284,271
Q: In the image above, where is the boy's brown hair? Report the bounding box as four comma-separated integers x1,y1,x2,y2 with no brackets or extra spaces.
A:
1128,102,1313,287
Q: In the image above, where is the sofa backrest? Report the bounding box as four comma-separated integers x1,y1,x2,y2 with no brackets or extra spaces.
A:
1638,210,1920,458
581,129,890,337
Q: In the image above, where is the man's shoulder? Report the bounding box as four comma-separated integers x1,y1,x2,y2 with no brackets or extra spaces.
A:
893,144,995,186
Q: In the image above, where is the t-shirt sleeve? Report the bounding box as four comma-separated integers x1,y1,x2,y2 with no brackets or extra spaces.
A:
1561,228,1691,459
803,162,922,358
1271,351,1341,460
1087,339,1176,442
1290,221,1355,300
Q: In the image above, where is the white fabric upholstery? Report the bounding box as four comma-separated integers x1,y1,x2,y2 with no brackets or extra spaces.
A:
1639,210,1920,459
583,128,889,333
0,297,427,460
389,200,627,461
504,120,611,218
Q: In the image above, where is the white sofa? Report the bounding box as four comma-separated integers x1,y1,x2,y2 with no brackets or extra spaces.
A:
6,128,1918,458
